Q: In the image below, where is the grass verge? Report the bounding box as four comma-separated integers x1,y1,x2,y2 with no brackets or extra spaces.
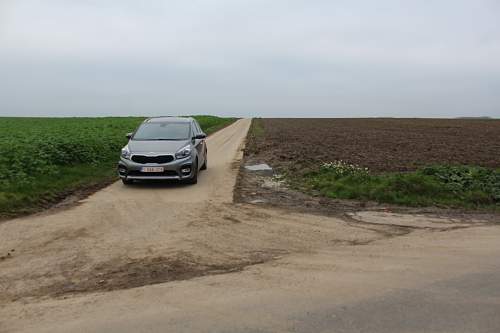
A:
0,115,236,219
293,162,500,210
0,162,118,218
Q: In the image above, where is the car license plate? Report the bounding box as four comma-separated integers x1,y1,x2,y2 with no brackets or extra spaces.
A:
141,167,164,173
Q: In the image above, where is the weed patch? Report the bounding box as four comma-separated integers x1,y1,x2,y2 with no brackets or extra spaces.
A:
298,163,500,209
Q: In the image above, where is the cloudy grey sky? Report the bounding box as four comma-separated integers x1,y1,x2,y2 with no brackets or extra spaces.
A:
1,0,499,117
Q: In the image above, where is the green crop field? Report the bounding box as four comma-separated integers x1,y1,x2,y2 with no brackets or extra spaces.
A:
0,116,236,218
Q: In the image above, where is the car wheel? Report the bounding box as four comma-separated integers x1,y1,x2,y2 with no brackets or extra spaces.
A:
122,178,133,185
186,160,198,184
201,152,207,170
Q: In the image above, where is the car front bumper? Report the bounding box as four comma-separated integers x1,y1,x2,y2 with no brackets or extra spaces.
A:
117,156,195,180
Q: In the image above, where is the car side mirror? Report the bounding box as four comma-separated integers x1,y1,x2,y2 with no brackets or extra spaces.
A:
126,132,133,139
194,133,206,140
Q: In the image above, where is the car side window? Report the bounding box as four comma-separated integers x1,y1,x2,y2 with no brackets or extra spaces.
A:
192,122,200,136
194,121,202,134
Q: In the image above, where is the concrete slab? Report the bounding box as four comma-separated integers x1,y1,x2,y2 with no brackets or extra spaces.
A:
244,163,273,176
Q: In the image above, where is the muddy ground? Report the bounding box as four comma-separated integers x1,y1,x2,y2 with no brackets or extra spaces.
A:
245,118,500,173
235,118,500,218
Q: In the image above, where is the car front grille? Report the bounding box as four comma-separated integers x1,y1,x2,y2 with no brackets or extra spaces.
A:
131,155,174,164
128,170,179,177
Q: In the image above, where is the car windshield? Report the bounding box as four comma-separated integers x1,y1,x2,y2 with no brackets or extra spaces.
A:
132,122,191,140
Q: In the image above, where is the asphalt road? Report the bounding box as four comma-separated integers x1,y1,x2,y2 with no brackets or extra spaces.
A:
291,269,500,333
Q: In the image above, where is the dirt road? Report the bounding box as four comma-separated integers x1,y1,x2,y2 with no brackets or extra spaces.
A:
1,118,499,333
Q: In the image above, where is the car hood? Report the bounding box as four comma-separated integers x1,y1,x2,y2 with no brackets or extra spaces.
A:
127,140,189,154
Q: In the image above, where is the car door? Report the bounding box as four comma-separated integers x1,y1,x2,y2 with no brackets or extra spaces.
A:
192,121,205,166
196,120,207,164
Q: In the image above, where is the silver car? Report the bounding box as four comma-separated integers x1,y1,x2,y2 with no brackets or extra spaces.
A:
118,117,207,185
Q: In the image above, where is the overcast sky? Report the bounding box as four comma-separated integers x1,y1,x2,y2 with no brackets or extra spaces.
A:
1,0,499,118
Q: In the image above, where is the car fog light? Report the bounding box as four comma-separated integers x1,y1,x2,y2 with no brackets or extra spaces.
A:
118,166,127,175
181,167,191,174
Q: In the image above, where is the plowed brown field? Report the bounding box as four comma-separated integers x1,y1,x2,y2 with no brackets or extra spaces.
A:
246,118,500,173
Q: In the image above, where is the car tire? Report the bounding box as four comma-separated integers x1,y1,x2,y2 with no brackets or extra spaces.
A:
122,178,133,185
201,152,207,170
186,160,198,185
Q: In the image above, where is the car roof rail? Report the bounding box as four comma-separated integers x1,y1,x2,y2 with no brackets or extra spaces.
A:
143,116,193,123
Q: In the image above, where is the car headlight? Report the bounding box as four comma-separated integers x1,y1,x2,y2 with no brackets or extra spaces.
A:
121,146,131,160
175,145,191,159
